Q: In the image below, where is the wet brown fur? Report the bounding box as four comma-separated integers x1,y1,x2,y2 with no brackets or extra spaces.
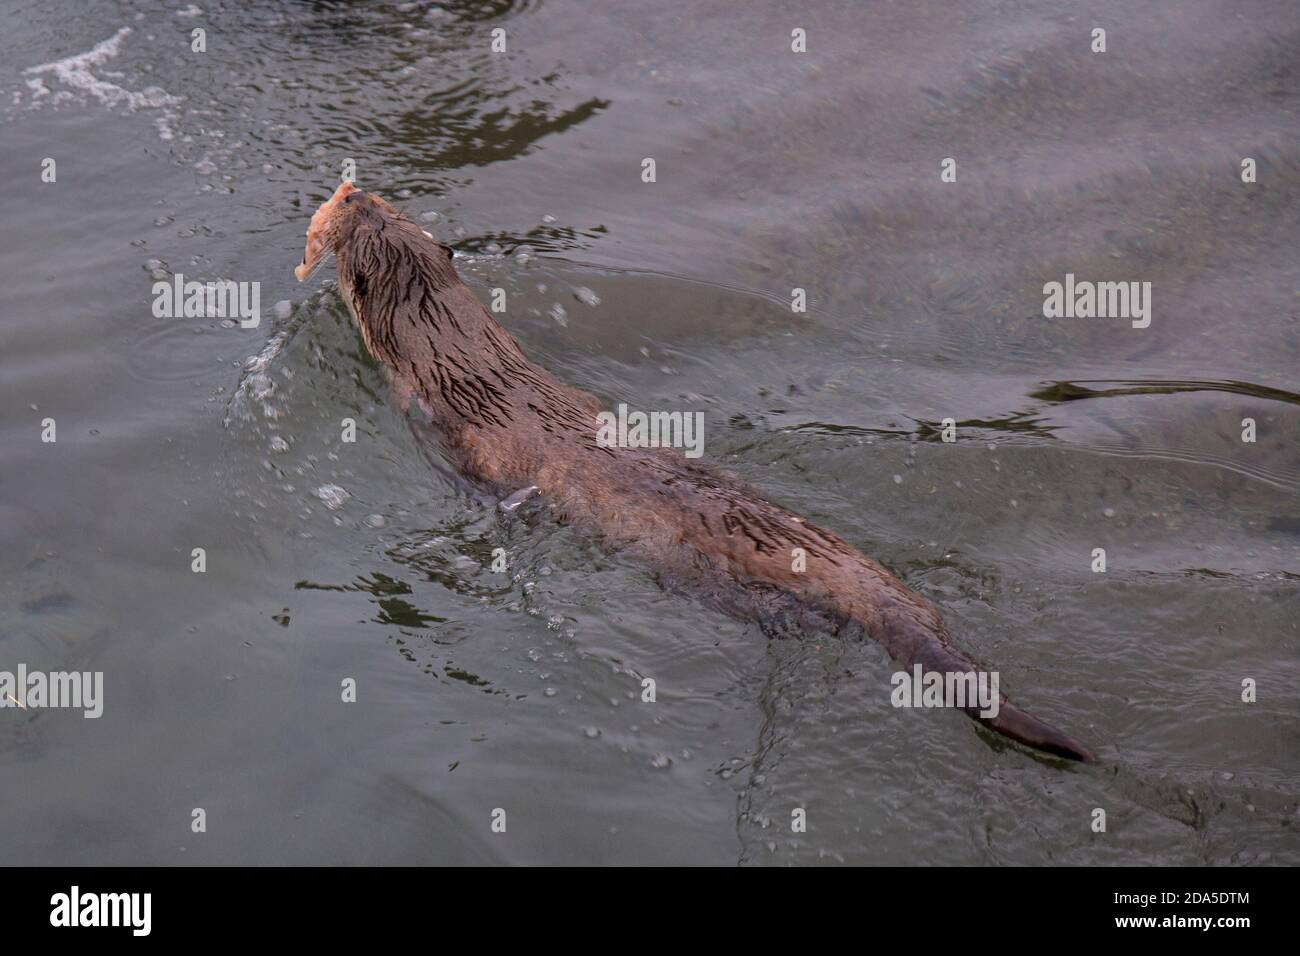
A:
310,187,1097,763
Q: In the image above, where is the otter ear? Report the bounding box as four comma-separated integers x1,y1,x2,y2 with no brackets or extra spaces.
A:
416,225,455,261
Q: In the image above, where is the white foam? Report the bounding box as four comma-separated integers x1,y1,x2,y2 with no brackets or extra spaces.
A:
243,330,290,376
22,26,182,127
224,330,292,425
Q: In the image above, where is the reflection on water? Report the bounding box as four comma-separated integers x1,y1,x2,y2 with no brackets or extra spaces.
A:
0,0,1296,865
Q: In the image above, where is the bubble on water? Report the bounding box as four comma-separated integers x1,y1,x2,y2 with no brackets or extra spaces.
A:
364,513,386,528
584,726,600,738
549,303,568,327
194,159,217,175
1103,507,1116,518
315,484,350,511
573,286,600,307
269,435,289,454
651,752,672,769
893,474,903,484
274,299,292,321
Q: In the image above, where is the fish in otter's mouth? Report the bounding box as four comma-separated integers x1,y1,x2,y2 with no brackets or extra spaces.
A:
294,180,357,281
292,182,1100,765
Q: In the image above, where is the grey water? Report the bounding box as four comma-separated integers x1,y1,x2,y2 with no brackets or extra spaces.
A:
1,0,1297,865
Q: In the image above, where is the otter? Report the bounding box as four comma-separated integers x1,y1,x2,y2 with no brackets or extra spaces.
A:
295,180,1097,763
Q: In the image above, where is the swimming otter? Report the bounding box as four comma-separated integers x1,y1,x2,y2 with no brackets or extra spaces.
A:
295,181,1097,763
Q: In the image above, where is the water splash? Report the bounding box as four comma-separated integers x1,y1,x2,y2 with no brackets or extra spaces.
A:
20,27,182,140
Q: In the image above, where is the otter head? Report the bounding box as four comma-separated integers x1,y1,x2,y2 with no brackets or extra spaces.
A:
294,182,461,364
294,181,404,281
294,182,453,286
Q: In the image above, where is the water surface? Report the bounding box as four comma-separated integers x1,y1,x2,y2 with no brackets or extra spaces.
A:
1,0,1297,865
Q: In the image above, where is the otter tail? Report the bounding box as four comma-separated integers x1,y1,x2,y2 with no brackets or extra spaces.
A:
864,601,1098,763
971,698,1097,763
